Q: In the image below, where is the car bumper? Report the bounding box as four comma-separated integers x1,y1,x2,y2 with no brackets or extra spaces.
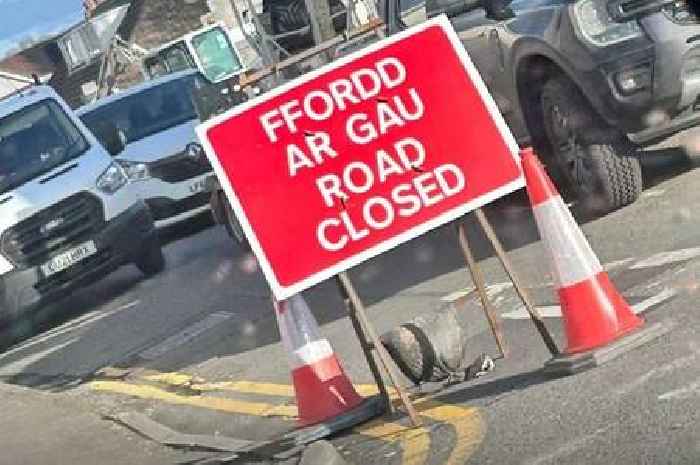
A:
628,107,700,144
580,13,700,144
585,52,700,144
0,201,157,322
135,173,212,227
145,192,211,228
627,13,700,144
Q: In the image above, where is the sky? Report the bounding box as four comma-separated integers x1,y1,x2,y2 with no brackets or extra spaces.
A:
0,0,84,62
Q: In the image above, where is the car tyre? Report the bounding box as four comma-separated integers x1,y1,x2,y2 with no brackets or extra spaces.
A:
136,242,166,277
541,76,642,212
267,0,314,50
266,0,347,50
221,192,251,252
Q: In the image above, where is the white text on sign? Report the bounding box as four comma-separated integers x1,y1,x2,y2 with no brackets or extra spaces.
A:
258,57,467,252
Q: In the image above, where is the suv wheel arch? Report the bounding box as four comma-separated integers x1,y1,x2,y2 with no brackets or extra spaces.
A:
517,63,642,211
515,54,561,150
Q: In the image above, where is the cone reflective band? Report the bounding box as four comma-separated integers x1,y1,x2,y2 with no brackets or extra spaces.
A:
522,148,643,354
275,295,363,425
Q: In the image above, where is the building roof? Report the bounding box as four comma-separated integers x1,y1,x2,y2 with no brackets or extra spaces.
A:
91,0,132,17
0,13,84,65
0,1,131,79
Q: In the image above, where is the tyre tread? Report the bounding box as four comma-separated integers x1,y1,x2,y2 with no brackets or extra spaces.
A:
540,76,642,211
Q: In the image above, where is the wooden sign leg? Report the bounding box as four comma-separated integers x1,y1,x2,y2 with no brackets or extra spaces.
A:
335,277,392,413
336,272,421,427
456,218,508,359
473,208,560,356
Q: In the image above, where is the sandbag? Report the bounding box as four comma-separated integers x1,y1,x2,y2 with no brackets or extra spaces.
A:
381,307,467,384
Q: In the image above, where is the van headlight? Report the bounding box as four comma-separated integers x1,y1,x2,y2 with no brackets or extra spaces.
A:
0,254,13,276
573,0,642,47
96,162,128,194
116,159,151,182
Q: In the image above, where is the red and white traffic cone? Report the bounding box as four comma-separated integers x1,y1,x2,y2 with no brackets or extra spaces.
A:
522,148,669,373
522,148,643,353
274,294,364,426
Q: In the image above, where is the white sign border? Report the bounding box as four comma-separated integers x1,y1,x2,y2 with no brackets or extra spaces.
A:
196,15,524,301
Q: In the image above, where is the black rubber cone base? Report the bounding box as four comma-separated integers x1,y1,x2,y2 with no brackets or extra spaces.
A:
544,321,673,376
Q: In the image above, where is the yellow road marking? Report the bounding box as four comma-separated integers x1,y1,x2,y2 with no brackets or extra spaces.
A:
354,398,484,465
355,419,431,465
141,372,389,399
190,381,390,398
142,373,298,396
143,372,203,386
115,373,485,465
196,380,297,396
416,400,485,465
89,380,297,418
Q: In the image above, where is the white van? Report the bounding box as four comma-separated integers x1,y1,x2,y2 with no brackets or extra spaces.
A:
0,86,163,321
78,71,213,229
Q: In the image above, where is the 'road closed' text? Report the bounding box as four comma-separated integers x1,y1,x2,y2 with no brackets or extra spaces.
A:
315,145,466,251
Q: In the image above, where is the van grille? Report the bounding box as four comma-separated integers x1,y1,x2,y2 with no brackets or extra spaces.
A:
1,193,104,268
149,153,212,183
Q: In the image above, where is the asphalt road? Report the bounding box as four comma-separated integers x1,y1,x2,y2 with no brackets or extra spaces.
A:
1,128,700,464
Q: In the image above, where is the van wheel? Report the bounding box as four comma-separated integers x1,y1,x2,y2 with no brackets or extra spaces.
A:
221,193,251,252
136,243,166,277
541,76,642,212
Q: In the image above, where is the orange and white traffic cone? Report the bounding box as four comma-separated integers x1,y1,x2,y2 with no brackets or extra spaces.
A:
521,148,669,373
274,294,364,426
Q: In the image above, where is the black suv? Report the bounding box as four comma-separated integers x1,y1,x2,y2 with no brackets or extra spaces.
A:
419,0,700,211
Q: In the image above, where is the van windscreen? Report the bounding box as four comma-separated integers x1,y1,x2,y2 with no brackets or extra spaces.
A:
80,76,198,146
0,99,89,194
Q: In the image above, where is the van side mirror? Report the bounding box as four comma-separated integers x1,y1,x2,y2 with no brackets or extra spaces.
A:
92,121,125,157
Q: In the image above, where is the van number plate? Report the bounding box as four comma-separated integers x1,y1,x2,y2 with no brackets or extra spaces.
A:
41,241,98,278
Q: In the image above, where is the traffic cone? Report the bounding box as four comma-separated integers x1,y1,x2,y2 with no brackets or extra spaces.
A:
274,294,364,426
521,148,644,354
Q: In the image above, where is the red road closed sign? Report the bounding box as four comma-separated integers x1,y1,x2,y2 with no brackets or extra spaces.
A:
197,16,524,300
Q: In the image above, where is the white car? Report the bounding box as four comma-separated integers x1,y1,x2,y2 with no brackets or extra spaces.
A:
78,70,213,229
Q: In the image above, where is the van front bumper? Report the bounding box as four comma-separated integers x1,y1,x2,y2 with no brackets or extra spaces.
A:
0,201,157,322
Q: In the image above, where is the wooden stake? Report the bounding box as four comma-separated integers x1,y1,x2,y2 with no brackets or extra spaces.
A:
473,208,560,356
335,277,392,413
337,272,421,426
457,219,507,358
